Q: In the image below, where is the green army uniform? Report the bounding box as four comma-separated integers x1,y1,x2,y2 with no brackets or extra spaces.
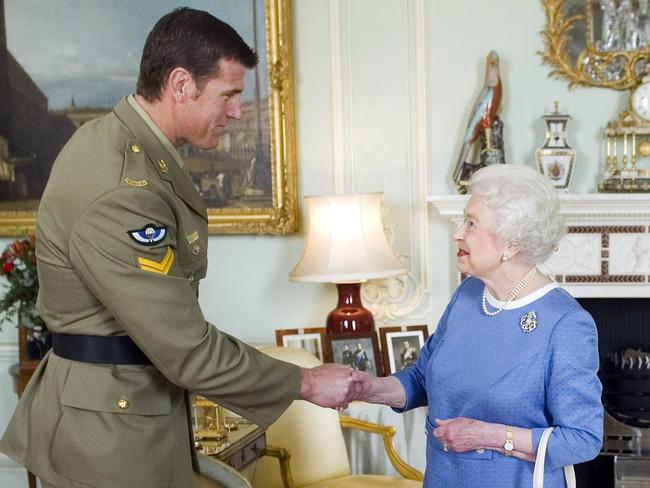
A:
0,97,301,488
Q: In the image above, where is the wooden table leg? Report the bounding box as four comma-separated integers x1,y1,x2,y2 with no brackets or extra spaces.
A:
28,470,36,488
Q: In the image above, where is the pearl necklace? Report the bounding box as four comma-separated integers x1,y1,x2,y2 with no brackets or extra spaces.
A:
481,267,538,317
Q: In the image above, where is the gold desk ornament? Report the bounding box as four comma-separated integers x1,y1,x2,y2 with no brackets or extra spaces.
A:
191,395,229,455
600,72,650,192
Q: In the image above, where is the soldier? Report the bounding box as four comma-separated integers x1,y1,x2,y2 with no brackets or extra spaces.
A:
0,8,354,488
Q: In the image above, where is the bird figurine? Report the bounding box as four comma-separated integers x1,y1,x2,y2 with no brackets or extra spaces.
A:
452,50,503,192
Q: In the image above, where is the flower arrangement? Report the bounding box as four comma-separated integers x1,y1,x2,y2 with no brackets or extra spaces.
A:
0,236,42,330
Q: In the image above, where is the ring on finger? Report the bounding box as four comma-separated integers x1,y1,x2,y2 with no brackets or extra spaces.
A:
443,442,449,452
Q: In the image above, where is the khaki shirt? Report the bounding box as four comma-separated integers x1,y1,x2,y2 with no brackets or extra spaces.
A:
0,98,301,488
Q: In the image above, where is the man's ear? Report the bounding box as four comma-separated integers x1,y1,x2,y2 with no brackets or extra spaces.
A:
167,67,195,102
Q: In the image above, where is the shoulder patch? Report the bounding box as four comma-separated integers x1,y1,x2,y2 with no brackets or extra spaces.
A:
128,224,167,246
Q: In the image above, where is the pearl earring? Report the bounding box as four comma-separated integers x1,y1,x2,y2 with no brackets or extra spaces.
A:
502,254,509,262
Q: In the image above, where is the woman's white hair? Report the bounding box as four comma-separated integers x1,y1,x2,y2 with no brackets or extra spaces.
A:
469,164,565,264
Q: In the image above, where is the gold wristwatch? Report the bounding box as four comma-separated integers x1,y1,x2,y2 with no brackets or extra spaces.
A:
503,425,514,456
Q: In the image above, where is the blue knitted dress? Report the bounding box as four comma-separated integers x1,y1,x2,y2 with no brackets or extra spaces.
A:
394,277,603,488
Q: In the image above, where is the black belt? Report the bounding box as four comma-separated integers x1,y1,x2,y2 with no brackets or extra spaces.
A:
52,333,152,365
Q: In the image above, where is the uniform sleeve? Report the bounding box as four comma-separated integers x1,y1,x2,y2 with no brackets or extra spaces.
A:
67,187,301,427
531,308,604,469
392,280,468,412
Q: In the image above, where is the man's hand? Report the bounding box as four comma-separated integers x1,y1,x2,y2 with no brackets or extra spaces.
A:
298,364,354,409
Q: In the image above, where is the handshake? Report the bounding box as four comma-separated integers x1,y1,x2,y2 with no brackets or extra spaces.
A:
298,363,386,410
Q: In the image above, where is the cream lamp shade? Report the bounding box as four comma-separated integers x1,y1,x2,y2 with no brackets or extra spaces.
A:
289,193,406,283
289,193,406,334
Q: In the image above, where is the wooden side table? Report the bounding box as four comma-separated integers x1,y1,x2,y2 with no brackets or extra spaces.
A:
9,363,38,488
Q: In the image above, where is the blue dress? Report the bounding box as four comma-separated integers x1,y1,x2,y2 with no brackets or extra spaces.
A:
394,277,603,487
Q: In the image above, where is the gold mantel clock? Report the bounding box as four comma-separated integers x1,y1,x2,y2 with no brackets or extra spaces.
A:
601,74,650,193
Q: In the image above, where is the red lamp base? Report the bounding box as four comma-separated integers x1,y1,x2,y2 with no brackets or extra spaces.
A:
326,282,374,334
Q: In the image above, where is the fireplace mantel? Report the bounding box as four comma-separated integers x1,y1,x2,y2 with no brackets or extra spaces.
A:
427,193,650,298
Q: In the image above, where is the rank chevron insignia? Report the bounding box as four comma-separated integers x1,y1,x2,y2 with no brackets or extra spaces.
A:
128,224,167,246
138,247,174,275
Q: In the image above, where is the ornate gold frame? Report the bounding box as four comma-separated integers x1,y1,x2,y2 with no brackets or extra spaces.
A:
0,0,298,236
208,0,298,234
540,0,650,90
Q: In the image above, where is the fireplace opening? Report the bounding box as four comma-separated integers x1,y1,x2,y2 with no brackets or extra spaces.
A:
582,298,650,430
575,297,650,488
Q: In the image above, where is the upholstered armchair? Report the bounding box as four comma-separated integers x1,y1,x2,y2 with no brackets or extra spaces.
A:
193,454,253,488
252,346,423,488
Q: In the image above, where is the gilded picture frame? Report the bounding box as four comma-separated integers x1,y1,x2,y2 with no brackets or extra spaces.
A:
0,0,297,236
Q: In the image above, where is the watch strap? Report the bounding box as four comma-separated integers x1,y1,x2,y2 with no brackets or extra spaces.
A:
504,425,514,456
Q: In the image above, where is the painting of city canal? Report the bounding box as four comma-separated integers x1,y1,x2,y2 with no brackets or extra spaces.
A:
0,0,297,235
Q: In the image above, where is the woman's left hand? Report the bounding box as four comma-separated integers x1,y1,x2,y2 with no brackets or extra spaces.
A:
433,417,493,452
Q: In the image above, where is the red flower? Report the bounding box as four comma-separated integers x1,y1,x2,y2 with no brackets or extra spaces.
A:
2,261,13,273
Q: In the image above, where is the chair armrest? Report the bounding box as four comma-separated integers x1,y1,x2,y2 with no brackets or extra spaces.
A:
339,415,424,481
263,445,295,488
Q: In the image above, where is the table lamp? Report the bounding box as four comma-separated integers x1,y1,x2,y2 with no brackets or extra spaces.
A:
289,193,407,334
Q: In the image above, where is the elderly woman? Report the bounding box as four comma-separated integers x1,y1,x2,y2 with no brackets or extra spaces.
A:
354,164,603,487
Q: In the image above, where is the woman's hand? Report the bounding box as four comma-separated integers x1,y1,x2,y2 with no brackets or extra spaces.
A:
350,372,406,408
433,417,492,452
433,417,535,461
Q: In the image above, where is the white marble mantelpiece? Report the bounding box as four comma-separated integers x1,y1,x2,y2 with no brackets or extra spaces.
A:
427,193,650,298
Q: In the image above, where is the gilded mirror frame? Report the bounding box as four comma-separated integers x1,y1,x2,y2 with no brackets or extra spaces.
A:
541,0,650,90
0,0,297,236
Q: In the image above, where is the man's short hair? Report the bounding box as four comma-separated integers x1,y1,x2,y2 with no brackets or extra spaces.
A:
136,7,258,101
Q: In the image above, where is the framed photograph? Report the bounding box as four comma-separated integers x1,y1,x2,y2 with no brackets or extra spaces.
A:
379,325,429,375
324,332,383,377
275,327,326,362
18,325,52,371
0,0,297,236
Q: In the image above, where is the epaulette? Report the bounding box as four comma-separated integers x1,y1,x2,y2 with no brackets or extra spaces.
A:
120,140,150,189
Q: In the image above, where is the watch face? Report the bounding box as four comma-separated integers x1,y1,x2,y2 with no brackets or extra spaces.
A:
633,83,650,121
504,440,514,451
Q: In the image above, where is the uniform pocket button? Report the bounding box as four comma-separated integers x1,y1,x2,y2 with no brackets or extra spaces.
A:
117,396,129,409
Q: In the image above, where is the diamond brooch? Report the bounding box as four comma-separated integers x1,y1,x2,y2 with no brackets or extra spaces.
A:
520,311,538,333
